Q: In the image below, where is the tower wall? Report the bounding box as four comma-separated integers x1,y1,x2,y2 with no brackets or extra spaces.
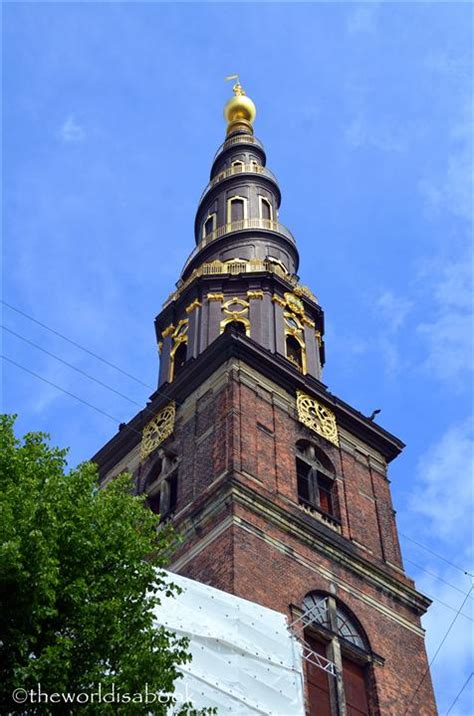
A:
150,358,436,715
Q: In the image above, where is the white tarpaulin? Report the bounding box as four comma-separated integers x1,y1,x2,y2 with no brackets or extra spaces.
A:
153,571,305,715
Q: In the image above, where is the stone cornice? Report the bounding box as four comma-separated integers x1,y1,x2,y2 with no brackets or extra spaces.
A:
170,475,431,626
232,480,429,613
92,330,404,476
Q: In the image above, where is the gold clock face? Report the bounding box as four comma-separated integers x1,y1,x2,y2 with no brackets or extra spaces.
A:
296,391,339,447
140,402,176,461
307,403,319,419
150,414,166,438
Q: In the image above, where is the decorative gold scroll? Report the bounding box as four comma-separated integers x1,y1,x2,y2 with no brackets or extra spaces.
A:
185,299,202,314
284,292,304,316
162,258,317,308
161,324,175,338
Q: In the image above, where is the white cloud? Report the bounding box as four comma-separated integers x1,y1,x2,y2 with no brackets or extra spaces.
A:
418,572,473,715
417,256,473,385
419,149,472,223
371,290,413,375
419,95,472,223
58,115,85,143
377,291,413,332
406,422,474,712
409,420,474,540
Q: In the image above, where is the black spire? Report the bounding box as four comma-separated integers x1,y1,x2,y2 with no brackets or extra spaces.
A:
155,82,324,388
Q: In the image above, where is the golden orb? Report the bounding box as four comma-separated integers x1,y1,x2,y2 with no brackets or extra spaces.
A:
224,94,257,126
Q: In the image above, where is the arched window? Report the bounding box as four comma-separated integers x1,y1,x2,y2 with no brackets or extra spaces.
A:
296,441,339,522
227,196,247,223
224,320,247,335
301,592,371,716
231,160,245,172
172,341,187,379
259,196,273,221
169,320,188,383
146,460,162,515
203,213,216,239
220,316,250,337
286,335,304,371
144,450,179,521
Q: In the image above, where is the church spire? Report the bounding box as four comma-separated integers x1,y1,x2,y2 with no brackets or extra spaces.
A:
185,78,296,274
155,82,325,389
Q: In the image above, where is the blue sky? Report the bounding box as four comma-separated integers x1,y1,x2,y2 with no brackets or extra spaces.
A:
2,2,473,713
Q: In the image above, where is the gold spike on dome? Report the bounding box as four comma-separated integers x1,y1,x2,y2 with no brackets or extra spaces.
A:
224,75,257,136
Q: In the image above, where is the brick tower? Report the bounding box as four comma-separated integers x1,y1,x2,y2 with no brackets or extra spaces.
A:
94,81,437,715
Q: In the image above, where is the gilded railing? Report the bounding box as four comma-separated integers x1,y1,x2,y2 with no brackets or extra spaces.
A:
213,134,265,161
182,218,295,274
162,257,318,308
199,163,278,204
201,218,295,247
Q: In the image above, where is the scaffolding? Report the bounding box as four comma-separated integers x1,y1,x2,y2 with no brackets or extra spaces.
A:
288,598,340,679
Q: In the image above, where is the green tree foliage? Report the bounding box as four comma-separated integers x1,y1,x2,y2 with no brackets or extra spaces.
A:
0,415,211,715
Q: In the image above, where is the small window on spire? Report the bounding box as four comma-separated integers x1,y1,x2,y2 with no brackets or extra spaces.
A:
286,335,303,371
231,199,244,222
228,196,247,223
172,342,187,379
203,213,216,238
259,196,273,221
231,160,245,172
224,320,246,335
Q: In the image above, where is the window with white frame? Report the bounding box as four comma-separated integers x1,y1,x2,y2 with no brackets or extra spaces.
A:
259,195,273,221
227,196,248,223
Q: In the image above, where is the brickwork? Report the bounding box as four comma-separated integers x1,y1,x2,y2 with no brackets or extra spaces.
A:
96,349,435,715
165,360,436,715
174,504,435,715
173,367,403,570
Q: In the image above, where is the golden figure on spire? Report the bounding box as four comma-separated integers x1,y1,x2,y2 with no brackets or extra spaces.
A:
225,74,246,97
224,75,256,135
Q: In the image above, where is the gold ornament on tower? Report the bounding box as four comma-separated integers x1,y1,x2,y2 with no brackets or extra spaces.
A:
224,75,257,136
